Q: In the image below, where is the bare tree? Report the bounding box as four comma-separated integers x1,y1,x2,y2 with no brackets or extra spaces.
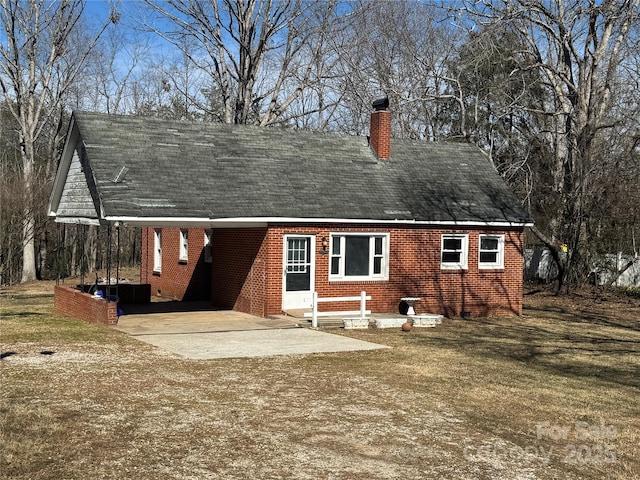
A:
0,0,118,282
459,0,640,290
334,0,461,139
84,28,148,115
141,0,342,126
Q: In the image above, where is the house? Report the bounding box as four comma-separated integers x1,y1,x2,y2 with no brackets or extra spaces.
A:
48,103,533,320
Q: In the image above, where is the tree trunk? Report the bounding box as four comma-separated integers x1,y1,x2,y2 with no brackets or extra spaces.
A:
20,139,37,282
20,216,37,282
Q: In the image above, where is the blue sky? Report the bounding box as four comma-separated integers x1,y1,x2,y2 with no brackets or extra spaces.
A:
84,0,120,22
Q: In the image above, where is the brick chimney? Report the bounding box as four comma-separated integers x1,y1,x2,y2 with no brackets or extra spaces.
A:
369,97,391,160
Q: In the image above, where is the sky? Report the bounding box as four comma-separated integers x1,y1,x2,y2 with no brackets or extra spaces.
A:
83,0,181,60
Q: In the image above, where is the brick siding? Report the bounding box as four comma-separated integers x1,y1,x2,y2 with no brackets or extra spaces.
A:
268,224,524,318
142,223,525,318
211,228,269,317
141,227,211,301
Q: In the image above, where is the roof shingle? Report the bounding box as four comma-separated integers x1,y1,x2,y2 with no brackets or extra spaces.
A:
52,111,532,225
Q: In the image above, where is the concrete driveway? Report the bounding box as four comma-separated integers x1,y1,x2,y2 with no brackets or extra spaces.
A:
115,306,390,360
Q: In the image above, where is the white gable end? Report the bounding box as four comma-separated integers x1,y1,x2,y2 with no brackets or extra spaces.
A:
54,150,100,225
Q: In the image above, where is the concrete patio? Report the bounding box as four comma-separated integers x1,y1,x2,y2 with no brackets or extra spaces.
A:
114,302,390,360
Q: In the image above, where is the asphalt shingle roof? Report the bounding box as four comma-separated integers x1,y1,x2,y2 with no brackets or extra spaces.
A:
56,111,532,225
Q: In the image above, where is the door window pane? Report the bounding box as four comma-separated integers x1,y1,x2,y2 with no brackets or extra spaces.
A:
287,238,308,273
286,272,310,291
285,237,311,291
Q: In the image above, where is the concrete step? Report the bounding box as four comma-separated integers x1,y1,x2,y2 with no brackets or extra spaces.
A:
297,317,361,328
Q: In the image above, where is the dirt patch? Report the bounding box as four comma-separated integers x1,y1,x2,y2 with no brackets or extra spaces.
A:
524,286,640,322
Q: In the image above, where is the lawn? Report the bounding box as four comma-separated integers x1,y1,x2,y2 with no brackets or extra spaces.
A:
1,282,639,479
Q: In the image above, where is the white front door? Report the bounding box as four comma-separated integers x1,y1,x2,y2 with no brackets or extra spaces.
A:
282,235,315,310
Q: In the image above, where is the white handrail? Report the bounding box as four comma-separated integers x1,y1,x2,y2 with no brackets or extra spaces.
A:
310,290,370,328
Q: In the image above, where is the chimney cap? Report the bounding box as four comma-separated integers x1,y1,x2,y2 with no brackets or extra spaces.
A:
372,97,389,111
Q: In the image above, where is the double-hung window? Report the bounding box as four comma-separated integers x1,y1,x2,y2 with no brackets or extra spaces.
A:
153,228,162,272
330,233,389,281
441,234,468,270
479,234,505,269
179,229,188,261
204,230,212,263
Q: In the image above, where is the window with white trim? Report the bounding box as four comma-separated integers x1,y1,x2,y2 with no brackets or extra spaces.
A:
153,229,162,272
329,233,389,280
179,229,188,261
204,230,212,263
441,234,468,270
479,234,505,269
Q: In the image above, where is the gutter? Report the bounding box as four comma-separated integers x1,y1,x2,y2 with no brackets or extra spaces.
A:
104,215,533,228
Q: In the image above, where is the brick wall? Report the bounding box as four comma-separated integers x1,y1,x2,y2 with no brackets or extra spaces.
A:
142,223,525,318
54,285,118,325
211,228,269,317
267,224,523,318
141,227,211,301
382,226,525,317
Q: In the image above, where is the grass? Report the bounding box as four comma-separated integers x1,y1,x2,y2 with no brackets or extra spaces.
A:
617,286,640,298
1,283,639,479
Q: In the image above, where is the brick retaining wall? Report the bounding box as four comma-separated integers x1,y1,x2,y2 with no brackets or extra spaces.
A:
54,285,118,325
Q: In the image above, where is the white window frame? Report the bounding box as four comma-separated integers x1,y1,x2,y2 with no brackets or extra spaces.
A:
441,233,469,270
204,230,212,263
179,229,188,261
479,234,505,269
153,228,162,272
329,233,389,281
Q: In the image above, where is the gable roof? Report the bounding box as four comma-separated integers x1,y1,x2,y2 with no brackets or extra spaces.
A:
49,111,533,227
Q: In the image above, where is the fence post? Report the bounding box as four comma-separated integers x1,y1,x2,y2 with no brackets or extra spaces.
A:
312,291,319,328
360,291,366,319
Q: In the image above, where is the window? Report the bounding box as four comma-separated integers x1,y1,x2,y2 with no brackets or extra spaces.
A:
153,228,162,272
287,237,309,273
204,230,212,263
179,229,188,261
441,234,468,270
330,233,388,280
479,234,505,269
